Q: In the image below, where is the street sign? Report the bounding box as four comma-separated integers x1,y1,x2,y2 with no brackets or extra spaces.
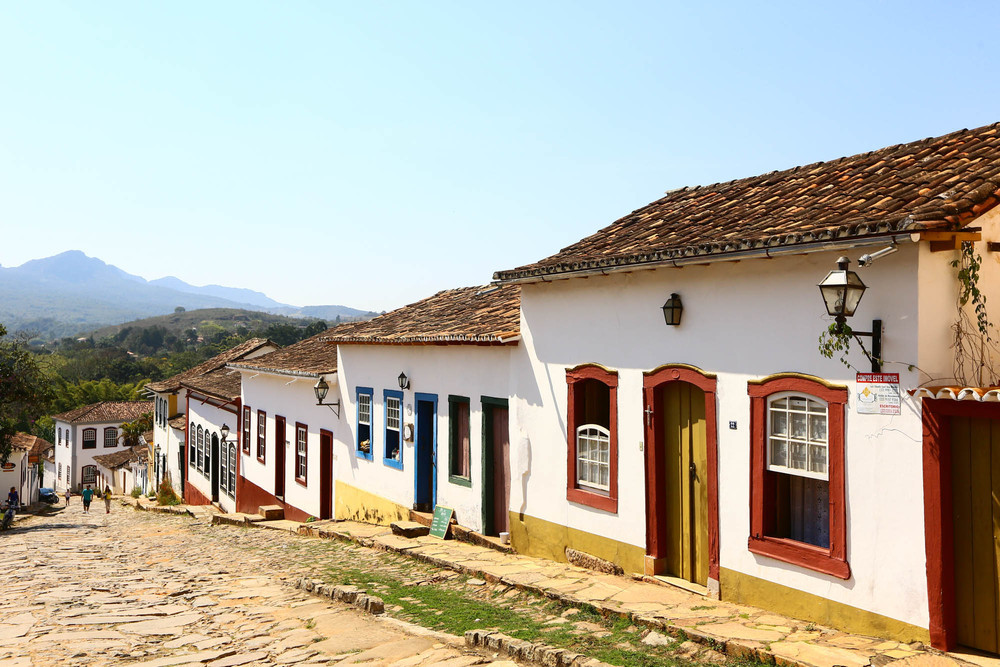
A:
429,505,454,539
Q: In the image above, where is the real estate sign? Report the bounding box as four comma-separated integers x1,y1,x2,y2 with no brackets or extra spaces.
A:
856,373,900,415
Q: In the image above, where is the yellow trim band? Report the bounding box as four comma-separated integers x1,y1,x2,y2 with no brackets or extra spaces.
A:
510,511,645,574
335,480,409,525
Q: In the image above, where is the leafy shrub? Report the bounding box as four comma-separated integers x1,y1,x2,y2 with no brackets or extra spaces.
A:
157,479,181,506
130,486,142,498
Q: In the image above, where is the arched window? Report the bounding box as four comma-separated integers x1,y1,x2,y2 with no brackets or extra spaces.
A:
228,444,237,496
82,465,97,485
104,427,118,448
205,433,213,478
82,428,97,449
189,422,196,466
220,442,228,492
197,426,204,471
58,428,62,445
565,365,619,513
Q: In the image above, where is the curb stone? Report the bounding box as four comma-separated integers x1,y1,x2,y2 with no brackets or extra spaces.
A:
464,630,613,667
290,576,385,615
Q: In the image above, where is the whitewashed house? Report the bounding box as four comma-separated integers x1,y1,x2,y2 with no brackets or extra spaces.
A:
93,445,148,495
321,284,520,535
52,401,152,494
228,332,341,521
2,433,50,506
147,339,276,503
492,123,1000,649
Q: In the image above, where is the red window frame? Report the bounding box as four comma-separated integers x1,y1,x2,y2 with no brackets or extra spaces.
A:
242,405,251,453
565,364,619,513
82,428,97,449
748,374,849,579
257,410,266,463
295,423,308,485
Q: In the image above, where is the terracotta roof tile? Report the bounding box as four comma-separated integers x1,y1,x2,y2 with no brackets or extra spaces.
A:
180,368,243,401
321,285,520,345
11,433,51,456
51,401,153,425
167,414,187,430
93,445,147,470
229,330,338,377
495,122,1000,282
146,339,274,393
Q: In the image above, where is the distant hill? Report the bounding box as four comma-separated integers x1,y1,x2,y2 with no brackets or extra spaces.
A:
86,308,321,341
0,251,373,340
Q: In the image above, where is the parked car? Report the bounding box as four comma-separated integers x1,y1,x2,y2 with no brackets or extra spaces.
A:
38,488,58,505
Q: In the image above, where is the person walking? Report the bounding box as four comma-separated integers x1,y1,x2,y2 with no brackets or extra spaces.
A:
81,485,93,514
7,487,19,518
64,488,71,505
103,485,112,514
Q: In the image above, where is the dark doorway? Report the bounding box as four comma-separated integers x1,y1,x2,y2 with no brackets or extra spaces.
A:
320,429,334,520
482,398,510,536
210,433,220,503
414,394,437,512
275,416,286,500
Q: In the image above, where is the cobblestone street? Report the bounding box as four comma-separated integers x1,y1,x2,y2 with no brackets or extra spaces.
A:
0,502,504,667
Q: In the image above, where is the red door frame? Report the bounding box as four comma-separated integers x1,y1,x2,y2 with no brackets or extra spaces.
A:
319,429,333,520
923,398,1000,650
642,364,720,582
275,415,286,499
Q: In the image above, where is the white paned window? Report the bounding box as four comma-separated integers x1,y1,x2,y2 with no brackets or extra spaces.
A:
575,425,610,491
386,398,401,432
104,428,118,448
296,426,307,480
220,444,229,493
228,444,237,496
58,463,62,480
768,394,828,480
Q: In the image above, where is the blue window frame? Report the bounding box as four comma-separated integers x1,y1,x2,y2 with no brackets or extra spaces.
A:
383,389,404,470
356,387,374,461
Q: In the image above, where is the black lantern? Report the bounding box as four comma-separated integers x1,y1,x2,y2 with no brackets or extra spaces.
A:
314,377,330,404
661,293,683,326
398,372,410,391
220,424,230,442
818,256,867,328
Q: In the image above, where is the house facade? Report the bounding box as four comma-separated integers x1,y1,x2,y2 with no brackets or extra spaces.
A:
322,285,520,535
229,332,341,522
493,123,1000,648
147,338,276,501
52,401,152,493
3,433,50,506
94,445,148,495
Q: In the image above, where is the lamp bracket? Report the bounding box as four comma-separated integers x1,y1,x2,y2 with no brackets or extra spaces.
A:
317,399,341,418
843,319,883,373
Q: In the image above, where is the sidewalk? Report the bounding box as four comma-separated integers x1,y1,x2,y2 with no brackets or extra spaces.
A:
124,498,997,667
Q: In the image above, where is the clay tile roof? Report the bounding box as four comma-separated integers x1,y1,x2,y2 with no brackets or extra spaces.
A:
229,330,338,377
167,414,187,430
51,401,153,425
11,433,51,455
494,122,1000,282
180,367,243,401
146,338,274,393
93,445,147,470
321,284,520,345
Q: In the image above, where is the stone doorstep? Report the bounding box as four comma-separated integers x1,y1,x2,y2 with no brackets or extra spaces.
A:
259,505,285,520
391,521,431,538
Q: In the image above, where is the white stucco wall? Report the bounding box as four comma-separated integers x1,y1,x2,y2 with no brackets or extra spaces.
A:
53,421,127,493
0,449,31,507
152,389,188,497
336,344,513,532
186,400,239,511
238,372,344,519
511,244,932,628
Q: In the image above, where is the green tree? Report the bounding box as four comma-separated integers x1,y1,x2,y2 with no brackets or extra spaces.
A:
0,324,52,463
120,412,153,447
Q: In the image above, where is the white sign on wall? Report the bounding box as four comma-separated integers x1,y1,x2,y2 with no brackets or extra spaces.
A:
856,373,901,415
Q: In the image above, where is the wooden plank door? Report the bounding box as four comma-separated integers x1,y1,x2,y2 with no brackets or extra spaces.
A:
952,416,1000,653
491,406,511,535
662,382,708,585
319,430,333,520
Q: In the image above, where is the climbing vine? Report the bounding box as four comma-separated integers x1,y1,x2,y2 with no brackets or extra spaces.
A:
952,241,999,387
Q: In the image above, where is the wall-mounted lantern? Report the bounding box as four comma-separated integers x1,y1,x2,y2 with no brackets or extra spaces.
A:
398,371,410,391
817,255,883,373
220,424,230,442
314,376,341,417
661,293,683,327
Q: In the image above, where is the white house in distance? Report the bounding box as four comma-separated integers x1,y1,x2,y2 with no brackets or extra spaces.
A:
2,433,50,506
147,338,276,501
321,284,520,536
52,401,152,493
228,331,341,522
492,122,1000,650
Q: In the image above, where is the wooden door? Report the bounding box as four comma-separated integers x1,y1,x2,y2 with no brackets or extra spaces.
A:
414,397,437,512
491,406,511,535
951,416,1000,653
320,430,333,520
661,382,708,585
275,416,286,499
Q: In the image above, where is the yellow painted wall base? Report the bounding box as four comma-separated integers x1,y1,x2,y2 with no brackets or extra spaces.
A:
335,481,409,526
509,511,645,575
720,568,930,643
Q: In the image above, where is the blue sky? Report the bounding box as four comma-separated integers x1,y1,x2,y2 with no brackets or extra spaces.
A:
1,2,997,311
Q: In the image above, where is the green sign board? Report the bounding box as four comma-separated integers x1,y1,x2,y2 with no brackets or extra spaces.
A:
429,505,454,539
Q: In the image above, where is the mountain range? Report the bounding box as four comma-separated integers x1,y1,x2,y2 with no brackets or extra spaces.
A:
0,251,371,339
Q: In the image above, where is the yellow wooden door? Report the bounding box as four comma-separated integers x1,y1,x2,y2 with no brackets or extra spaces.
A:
662,382,709,585
952,416,1000,653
